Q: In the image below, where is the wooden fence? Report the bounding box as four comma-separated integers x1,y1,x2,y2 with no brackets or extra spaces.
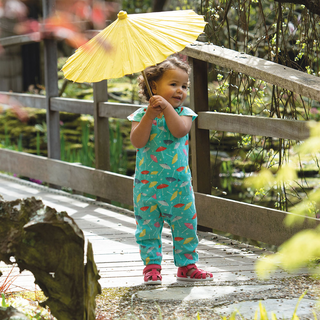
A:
1,3,320,246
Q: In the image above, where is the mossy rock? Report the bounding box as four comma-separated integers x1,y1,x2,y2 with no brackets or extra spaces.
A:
24,108,47,124
233,159,258,172
0,119,22,131
61,128,82,137
62,119,85,130
28,138,47,151
24,148,48,156
60,112,81,122
12,125,37,136
69,143,84,149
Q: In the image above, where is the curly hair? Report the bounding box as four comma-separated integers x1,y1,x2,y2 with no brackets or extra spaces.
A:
137,56,191,101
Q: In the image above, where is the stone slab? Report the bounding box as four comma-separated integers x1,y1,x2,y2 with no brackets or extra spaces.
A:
214,298,319,319
136,284,277,301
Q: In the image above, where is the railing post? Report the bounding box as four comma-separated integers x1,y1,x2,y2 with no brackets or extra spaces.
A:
189,57,211,194
42,0,60,160
93,81,110,171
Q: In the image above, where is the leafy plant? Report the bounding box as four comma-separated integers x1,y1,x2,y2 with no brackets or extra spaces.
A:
109,120,127,174
254,122,320,278
1,293,8,308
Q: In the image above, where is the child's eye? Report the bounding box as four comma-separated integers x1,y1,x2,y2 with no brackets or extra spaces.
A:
182,85,187,90
170,83,176,86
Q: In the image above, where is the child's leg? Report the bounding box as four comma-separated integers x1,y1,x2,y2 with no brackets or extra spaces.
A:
169,196,213,281
170,199,199,267
134,201,163,266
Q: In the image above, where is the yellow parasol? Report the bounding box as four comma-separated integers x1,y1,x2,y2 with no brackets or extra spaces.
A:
62,9,206,93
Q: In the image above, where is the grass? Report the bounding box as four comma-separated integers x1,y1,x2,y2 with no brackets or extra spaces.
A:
0,266,18,294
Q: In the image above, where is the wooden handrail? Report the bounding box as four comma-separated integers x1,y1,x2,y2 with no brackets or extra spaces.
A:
198,111,310,140
0,91,311,140
182,42,320,102
0,33,40,47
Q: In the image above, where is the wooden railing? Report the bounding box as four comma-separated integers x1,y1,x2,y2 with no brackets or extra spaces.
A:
1,6,320,246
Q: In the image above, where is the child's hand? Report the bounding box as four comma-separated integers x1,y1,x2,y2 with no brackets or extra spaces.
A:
145,103,162,120
149,95,171,111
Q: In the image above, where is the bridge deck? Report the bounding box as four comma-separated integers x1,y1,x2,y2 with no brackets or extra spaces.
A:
0,174,293,292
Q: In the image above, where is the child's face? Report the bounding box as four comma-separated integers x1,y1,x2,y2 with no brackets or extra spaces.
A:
152,67,188,108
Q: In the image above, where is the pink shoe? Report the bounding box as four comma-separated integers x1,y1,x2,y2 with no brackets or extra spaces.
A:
143,264,162,285
177,264,213,282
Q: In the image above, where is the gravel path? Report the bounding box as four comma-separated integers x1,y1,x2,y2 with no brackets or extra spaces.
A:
95,275,320,319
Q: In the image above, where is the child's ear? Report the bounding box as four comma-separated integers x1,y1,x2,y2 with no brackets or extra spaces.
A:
150,81,157,94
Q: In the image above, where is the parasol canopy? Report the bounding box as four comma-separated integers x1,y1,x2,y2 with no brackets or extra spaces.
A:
62,10,206,83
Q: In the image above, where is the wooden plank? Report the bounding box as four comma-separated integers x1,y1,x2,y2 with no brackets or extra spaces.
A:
0,91,45,109
99,102,140,119
198,111,311,140
182,43,320,102
93,81,110,171
0,149,133,205
42,0,60,160
189,58,211,194
51,97,93,115
195,192,320,246
50,99,139,118
0,97,312,142
0,33,40,47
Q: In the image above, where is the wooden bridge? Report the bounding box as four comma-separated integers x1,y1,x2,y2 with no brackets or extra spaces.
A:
0,173,297,292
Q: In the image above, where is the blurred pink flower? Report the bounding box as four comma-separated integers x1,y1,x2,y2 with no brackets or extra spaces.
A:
288,21,296,35
310,108,318,114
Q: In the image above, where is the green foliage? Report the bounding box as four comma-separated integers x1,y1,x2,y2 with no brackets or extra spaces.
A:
121,0,201,14
1,124,23,152
109,120,128,174
60,120,95,167
202,0,320,210
1,293,7,308
257,227,320,279
253,122,320,278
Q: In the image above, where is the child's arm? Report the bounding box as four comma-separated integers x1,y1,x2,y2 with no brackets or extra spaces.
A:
149,95,193,138
130,105,162,149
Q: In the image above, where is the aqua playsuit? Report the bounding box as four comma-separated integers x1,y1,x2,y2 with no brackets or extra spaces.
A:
128,106,199,267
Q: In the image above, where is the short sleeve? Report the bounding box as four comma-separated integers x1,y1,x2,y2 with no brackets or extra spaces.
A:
176,106,198,121
127,107,146,122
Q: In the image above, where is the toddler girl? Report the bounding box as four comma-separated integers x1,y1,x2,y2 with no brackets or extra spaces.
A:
127,56,213,284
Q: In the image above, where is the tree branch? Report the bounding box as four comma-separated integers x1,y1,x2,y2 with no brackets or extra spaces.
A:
274,0,320,15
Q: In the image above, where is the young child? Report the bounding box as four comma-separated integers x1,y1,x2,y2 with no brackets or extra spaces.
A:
127,56,213,284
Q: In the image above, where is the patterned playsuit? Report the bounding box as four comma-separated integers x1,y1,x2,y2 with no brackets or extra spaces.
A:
128,106,199,267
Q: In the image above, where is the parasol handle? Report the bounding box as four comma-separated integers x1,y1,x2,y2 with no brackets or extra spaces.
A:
142,70,153,99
